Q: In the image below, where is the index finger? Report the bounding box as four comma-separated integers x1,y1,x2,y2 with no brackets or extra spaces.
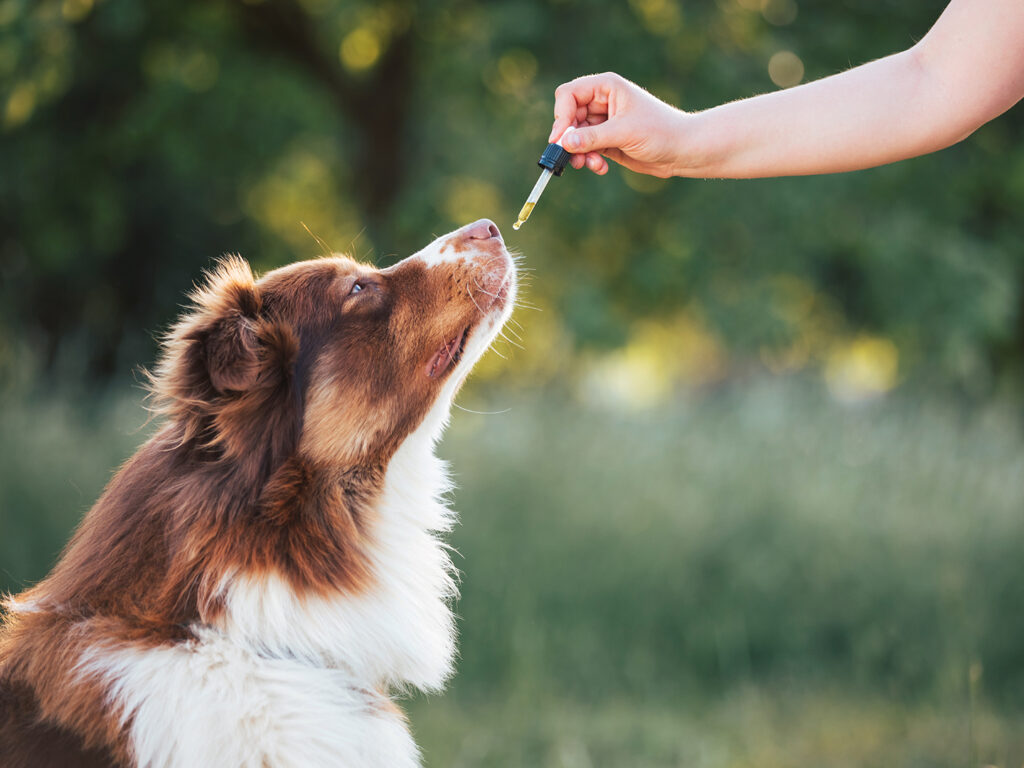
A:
548,74,614,143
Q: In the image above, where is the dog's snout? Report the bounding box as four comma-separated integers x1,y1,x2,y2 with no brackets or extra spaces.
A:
462,219,501,242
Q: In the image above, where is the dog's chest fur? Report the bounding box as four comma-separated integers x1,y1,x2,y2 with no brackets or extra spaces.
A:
215,427,457,689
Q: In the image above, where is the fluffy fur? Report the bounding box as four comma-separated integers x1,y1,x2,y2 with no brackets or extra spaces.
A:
0,219,515,767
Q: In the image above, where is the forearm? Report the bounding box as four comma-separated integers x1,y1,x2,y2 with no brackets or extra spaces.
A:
679,0,1024,179
681,49,952,178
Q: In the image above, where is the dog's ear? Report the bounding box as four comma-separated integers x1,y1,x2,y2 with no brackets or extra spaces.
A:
184,256,264,396
148,256,295,418
204,309,260,393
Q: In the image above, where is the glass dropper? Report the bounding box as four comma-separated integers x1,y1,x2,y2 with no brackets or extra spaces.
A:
513,126,576,231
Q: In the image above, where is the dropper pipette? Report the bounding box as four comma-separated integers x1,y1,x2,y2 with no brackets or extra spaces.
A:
513,126,576,231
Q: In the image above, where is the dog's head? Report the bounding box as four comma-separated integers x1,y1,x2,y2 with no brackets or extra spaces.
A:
150,219,515,474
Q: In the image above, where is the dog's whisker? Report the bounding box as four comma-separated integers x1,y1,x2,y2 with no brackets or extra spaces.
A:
452,403,512,415
498,333,524,351
301,221,334,257
513,300,542,312
465,283,488,318
347,226,368,256
470,282,503,300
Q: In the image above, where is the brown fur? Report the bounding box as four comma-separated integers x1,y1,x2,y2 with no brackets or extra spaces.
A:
0,229,509,766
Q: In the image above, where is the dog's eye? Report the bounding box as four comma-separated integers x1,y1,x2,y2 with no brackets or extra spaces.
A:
350,281,364,295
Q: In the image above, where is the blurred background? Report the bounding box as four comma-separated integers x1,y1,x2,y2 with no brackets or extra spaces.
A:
2,0,1023,765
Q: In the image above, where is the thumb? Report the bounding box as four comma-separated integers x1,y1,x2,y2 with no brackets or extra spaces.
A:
563,122,621,154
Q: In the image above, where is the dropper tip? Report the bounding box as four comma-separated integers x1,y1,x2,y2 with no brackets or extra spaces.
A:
512,220,523,231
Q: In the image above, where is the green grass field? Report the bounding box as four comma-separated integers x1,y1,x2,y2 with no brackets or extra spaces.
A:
2,379,1022,766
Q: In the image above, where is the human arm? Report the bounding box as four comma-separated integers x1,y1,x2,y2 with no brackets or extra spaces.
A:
550,0,1024,178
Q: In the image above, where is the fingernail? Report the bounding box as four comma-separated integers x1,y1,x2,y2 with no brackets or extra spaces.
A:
565,133,580,150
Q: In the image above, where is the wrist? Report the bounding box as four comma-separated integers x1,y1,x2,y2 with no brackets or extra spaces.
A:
669,109,721,178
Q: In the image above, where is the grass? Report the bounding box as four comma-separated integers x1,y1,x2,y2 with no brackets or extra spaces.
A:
2,377,1023,765
408,688,1023,768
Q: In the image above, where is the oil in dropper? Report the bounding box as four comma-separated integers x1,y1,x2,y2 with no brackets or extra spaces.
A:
513,126,575,231
512,202,535,231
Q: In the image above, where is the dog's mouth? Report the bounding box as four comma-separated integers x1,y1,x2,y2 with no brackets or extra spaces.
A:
426,326,469,379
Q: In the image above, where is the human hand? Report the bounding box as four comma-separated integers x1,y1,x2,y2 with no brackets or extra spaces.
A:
549,72,688,177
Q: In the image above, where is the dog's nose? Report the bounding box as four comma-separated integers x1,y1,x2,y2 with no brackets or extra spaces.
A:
463,219,501,241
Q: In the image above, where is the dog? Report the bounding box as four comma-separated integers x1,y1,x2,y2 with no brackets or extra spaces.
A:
0,219,515,767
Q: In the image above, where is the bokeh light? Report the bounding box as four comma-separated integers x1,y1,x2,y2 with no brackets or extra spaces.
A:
340,27,381,72
768,49,804,87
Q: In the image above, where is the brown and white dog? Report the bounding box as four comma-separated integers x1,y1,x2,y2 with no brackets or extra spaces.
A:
0,219,515,768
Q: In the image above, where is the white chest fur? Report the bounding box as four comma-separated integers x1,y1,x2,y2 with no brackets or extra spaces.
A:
215,422,458,692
